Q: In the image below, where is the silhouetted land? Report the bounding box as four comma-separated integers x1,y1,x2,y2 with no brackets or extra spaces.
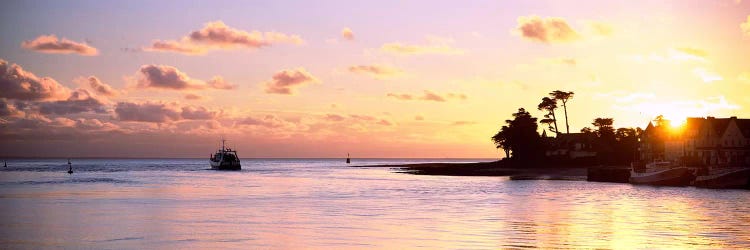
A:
354,160,598,181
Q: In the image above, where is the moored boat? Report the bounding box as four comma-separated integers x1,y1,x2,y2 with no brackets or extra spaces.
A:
629,161,694,186
694,168,750,189
209,139,241,170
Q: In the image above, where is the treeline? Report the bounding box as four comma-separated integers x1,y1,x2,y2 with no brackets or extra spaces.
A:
491,90,641,167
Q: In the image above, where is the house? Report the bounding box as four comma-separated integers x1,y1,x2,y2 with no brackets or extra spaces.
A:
545,132,598,159
640,116,750,167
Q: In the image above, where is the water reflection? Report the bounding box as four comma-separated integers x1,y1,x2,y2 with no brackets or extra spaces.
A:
0,159,748,249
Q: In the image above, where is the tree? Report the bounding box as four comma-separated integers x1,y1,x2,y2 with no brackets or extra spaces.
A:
537,97,559,135
592,118,614,138
550,90,574,134
491,108,542,162
491,126,511,158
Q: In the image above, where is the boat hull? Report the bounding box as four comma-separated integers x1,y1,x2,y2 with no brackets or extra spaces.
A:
210,160,241,170
629,167,695,186
694,168,750,189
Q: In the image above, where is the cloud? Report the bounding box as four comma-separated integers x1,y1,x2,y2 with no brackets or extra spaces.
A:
515,16,581,43
348,64,404,79
38,89,108,115
415,115,424,121
585,21,614,36
380,36,464,55
342,27,355,41
184,93,206,100
180,106,219,120
263,68,319,95
386,93,414,100
613,96,740,119
325,114,346,121
742,15,750,36
540,57,577,66
738,72,750,84
114,101,218,123
136,64,235,90
0,98,23,117
675,47,708,58
452,121,477,126
83,76,118,96
386,90,467,102
625,48,708,63
21,35,98,56
206,76,236,89
594,91,656,103
237,114,290,128
0,59,71,101
145,21,304,55
693,67,723,83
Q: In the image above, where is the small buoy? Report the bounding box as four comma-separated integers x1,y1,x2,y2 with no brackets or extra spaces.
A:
346,153,351,164
3,160,6,168
67,158,73,174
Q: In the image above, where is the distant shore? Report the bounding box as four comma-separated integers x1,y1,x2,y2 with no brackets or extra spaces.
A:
352,161,590,181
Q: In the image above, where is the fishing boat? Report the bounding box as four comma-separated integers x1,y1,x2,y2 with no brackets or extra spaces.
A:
694,168,750,189
629,161,694,186
209,139,241,170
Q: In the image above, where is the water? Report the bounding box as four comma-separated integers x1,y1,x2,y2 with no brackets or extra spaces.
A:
1,158,749,249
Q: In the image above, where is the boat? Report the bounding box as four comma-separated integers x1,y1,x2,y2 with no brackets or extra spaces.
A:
693,168,750,189
346,153,350,164
629,161,694,186
209,139,241,170
67,158,73,174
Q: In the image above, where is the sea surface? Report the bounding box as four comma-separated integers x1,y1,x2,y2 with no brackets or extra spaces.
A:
1,158,749,249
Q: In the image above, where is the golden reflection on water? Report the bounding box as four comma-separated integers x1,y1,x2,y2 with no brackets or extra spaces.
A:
1,166,749,249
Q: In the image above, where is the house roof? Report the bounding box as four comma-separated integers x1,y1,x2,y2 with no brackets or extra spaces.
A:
734,118,750,138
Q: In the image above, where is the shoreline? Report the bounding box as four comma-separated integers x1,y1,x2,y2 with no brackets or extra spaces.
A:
352,161,591,180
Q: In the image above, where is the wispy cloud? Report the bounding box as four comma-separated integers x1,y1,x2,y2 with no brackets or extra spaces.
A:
380,36,464,55
145,21,304,55
742,15,750,36
348,64,404,79
21,35,98,56
386,90,467,102
693,67,723,83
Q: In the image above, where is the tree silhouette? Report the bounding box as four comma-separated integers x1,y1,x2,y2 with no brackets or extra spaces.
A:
550,90,574,134
491,108,542,162
491,126,511,158
537,97,559,135
592,117,614,138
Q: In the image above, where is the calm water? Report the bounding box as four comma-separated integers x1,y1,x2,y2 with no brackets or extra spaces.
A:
0,158,748,249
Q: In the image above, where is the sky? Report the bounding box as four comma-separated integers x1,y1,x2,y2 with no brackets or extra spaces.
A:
1,0,749,158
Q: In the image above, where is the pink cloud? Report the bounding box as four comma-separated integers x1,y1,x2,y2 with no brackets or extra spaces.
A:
516,16,581,43
348,64,404,79
85,76,118,96
387,90,467,102
341,27,355,41
38,89,107,115
0,59,71,101
136,64,235,90
21,35,98,56
146,21,304,55
184,93,206,100
114,101,218,123
264,68,319,95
